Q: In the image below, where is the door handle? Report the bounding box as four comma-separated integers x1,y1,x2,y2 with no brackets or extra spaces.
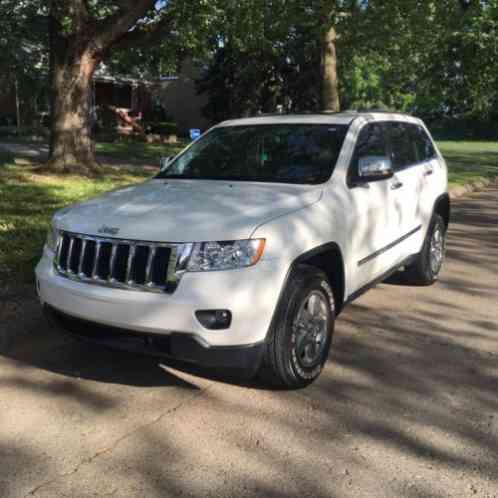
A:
391,180,403,190
424,168,434,176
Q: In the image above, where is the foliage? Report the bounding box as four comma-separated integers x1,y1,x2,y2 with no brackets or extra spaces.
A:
1,0,497,141
197,0,498,124
144,122,178,136
0,0,49,126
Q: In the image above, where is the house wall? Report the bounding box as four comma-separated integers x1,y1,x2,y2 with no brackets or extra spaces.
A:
0,87,17,117
154,59,210,133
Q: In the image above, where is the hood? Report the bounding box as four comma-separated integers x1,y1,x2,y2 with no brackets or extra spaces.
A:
54,179,323,242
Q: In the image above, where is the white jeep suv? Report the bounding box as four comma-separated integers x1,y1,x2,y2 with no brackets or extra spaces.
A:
36,112,449,388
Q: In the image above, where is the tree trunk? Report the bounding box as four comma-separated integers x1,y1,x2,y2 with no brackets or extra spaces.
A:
48,37,100,174
47,13,101,175
321,25,340,112
45,0,156,174
14,75,21,131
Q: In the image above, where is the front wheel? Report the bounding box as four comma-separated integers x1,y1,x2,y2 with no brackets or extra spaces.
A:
403,213,447,285
259,265,335,389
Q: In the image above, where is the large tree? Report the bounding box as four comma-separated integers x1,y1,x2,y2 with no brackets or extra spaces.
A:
47,1,163,173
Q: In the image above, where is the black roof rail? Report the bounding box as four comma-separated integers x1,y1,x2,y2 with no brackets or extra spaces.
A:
241,110,359,119
355,108,414,117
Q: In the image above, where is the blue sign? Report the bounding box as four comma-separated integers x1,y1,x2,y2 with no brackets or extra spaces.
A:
190,129,201,140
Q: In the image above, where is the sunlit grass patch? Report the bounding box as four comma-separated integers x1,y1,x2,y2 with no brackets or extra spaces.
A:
437,141,498,186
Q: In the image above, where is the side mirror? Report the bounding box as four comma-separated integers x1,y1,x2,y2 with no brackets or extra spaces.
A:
159,156,172,171
357,156,393,182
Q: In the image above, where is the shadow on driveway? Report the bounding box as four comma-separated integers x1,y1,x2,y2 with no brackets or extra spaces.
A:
0,185,497,497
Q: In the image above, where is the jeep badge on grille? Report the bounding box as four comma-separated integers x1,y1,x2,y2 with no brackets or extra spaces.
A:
98,225,120,236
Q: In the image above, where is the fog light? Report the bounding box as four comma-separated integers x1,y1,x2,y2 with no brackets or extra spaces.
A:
195,310,232,330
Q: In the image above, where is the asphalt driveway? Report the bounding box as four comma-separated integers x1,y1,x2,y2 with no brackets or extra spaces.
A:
1,186,497,498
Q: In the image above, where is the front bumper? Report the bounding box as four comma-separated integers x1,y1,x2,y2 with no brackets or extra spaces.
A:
36,247,287,348
43,305,265,371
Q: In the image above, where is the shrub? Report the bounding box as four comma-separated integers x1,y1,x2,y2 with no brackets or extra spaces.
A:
144,121,178,136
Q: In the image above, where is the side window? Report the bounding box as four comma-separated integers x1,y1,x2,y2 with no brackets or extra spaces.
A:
389,122,418,170
349,123,389,182
411,125,436,162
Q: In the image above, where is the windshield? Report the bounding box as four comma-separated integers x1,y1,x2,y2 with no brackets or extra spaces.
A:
156,124,348,184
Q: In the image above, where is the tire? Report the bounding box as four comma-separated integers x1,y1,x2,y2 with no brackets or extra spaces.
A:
259,264,335,389
403,213,447,285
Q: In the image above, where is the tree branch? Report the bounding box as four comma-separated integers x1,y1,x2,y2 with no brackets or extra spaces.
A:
93,0,156,53
49,0,89,35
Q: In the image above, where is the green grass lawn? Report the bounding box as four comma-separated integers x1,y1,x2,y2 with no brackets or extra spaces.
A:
1,140,497,285
95,140,187,163
438,141,498,186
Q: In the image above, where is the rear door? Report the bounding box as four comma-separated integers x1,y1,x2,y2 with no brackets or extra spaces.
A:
411,124,442,235
386,121,426,260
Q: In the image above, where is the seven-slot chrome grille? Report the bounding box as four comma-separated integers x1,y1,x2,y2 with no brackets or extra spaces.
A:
54,231,183,293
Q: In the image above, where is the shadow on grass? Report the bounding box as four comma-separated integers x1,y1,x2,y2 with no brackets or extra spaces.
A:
0,162,151,284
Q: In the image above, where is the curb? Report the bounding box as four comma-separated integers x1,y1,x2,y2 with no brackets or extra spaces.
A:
448,176,498,199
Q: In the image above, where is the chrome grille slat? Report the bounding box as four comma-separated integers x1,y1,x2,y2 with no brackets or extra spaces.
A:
145,247,156,285
67,238,75,274
108,243,118,282
126,245,136,284
78,239,87,276
54,231,180,294
55,235,63,267
92,241,101,279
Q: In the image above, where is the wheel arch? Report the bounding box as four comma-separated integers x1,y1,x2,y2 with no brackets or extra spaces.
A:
292,242,346,315
434,193,450,229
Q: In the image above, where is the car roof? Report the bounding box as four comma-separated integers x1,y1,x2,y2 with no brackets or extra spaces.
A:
217,111,421,128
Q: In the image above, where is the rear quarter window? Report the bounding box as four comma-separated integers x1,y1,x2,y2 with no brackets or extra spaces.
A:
411,125,436,162
388,122,418,170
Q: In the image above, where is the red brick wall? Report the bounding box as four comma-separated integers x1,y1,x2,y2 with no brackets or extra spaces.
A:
0,87,17,115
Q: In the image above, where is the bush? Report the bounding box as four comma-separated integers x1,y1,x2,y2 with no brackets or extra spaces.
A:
427,116,498,141
0,114,17,127
144,121,178,136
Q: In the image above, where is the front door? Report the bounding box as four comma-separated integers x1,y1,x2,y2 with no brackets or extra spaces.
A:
346,122,403,292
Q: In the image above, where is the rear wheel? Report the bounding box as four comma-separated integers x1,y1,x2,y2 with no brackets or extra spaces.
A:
260,265,335,389
403,213,446,285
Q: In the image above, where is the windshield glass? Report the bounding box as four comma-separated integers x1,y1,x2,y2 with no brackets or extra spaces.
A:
156,124,348,184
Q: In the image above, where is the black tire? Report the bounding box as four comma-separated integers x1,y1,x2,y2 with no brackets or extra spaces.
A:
259,264,335,389
402,213,447,285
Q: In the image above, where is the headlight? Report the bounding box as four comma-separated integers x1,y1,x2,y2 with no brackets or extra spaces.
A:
184,239,265,272
45,223,59,253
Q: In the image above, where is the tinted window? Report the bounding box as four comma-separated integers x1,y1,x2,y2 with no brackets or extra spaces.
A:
389,122,418,170
411,125,436,162
156,124,348,185
350,123,389,179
